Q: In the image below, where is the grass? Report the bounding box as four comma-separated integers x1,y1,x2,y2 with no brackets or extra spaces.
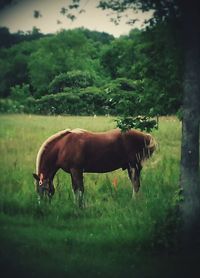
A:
0,114,190,278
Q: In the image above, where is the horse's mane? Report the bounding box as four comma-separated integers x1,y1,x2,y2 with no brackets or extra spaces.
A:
127,130,156,163
141,133,157,162
36,128,86,174
146,134,156,152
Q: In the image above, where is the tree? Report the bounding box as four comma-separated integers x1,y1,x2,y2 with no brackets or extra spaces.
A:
101,38,136,78
98,0,200,249
131,23,182,115
180,1,200,249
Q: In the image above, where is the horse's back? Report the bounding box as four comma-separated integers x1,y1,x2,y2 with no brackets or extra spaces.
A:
57,129,126,172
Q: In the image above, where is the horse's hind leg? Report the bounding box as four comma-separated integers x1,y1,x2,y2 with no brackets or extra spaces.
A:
127,166,136,198
70,168,84,208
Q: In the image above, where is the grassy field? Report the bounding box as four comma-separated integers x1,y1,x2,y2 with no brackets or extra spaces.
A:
1,114,194,278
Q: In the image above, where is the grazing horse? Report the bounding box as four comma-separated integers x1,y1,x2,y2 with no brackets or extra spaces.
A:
33,128,156,206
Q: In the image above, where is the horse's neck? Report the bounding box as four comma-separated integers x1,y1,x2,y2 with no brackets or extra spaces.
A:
38,147,58,180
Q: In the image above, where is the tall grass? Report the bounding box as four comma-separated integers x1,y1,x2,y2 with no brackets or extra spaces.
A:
0,114,181,277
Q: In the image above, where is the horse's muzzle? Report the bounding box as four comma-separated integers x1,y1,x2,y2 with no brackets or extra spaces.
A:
38,185,49,197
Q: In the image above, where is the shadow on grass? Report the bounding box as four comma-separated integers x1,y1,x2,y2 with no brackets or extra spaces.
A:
0,212,199,278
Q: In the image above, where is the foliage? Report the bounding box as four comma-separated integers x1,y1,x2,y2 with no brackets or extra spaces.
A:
98,0,182,26
0,26,182,115
80,28,114,44
23,81,159,116
0,29,94,97
0,98,24,113
48,70,95,93
104,77,136,92
131,23,183,114
100,38,136,78
10,83,31,102
115,116,158,132
24,88,131,116
0,26,46,49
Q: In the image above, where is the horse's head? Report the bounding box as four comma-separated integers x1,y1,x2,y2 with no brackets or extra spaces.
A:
33,173,55,200
128,132,156,197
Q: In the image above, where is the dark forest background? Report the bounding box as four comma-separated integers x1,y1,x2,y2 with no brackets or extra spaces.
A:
0,24,182,116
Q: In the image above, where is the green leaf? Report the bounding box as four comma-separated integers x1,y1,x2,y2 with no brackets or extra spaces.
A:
115,116,158,132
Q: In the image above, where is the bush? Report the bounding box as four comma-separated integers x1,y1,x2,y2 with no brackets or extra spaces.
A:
0,99,24,113
10,84,31,103
23,85,141,116
1,76,171,116
25,89,107,115
48,71,94,94
24,93,80,115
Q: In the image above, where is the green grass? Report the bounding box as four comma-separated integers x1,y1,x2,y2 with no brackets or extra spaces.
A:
0,114,187,277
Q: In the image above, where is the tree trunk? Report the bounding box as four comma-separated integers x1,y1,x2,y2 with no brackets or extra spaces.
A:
180,1,200,249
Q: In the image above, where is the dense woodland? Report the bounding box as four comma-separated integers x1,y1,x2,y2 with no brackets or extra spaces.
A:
0,24,182,116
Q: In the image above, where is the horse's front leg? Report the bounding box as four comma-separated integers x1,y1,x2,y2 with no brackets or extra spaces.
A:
70,168,84,208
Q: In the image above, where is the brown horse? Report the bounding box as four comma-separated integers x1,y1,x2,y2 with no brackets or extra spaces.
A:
33,128,156,206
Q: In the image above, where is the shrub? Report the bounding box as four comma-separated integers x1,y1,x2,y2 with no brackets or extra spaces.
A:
0,99,24,113
25,89,107,115
25,93,80,115
10,84,31,103
24,86,141,116
48,71,94,94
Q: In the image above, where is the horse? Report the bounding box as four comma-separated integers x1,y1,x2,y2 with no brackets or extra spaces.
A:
33,128,156,206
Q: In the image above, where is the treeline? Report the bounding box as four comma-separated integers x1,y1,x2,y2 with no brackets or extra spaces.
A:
0,25,182,116
0,27,48,48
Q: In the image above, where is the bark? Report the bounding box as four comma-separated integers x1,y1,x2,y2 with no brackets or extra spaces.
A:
180,1,200,249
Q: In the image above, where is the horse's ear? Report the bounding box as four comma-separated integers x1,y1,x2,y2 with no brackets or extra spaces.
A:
33,173,40,181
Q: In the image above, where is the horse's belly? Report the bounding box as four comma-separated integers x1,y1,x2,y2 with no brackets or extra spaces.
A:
84,160,123,173
84,167,119,173
83,146,127,173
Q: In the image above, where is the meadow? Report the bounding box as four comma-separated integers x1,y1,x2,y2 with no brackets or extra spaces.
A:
0,114,187,277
